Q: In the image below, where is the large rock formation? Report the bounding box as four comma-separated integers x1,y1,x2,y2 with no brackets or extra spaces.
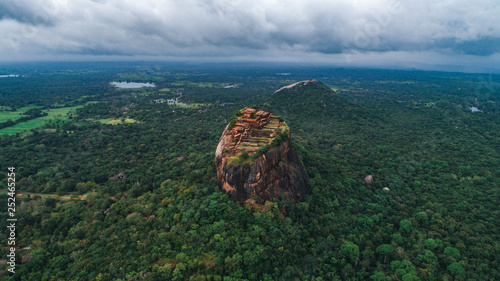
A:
273,79,319,94
266,79,355,123
215,107,308,203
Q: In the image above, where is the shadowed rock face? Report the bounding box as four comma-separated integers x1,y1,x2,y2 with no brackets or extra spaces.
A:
215,109,308,203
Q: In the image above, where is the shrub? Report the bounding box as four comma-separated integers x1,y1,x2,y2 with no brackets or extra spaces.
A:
270,135,282,147
376,244,395,256
227,151,251,165
424,238,438,250
444,247,461,259
280,130,289,141
240,150,249,160
228,116,238,130
399,219,413,234
447,262,465,277
227,156,242,165
341,241,360,262
258,144,270,155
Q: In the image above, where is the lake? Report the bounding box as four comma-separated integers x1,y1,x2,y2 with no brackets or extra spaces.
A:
110,82,156,89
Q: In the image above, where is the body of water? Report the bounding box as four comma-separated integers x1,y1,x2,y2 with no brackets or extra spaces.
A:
110,81,156,89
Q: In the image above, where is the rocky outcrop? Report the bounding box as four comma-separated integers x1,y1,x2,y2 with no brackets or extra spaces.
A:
215,108,308,202
110,173,127,180
364,175,373,183
273,79,319,94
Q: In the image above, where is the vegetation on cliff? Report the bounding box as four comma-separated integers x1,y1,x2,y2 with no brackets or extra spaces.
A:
221,107,290,165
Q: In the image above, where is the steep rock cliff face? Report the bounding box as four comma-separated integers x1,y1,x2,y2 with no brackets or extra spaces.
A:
215,108,308,202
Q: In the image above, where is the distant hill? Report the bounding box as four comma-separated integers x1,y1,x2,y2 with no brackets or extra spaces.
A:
264,79,360,125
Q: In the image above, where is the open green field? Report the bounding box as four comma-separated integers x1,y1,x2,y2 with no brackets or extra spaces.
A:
0,105,42,123
135,91,160,96
97,118,142,125
0,102,97,135
50,96,99,107
0,190,95,201
72,95,94,102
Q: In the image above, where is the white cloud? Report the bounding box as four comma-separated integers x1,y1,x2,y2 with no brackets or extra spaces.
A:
0,0,499,71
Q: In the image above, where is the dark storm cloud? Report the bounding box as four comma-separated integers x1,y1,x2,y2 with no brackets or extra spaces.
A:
0,0,56,26
0,0,499,70
434,37,500,56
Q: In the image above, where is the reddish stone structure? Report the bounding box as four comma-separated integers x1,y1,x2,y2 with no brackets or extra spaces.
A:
215,108,308,203
223,107,284,158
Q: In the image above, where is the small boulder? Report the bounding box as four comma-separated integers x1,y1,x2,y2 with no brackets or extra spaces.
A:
383,187,390,191
110,173,127,180
244,198,256,206
364,175,374,183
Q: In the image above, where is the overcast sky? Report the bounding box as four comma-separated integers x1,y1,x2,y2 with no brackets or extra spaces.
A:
0,0,499,72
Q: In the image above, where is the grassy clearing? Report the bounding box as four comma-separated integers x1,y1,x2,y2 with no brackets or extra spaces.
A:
0,121,47,135
97,118,142,125
0,190,95,201
0,105,42,123
74,95,93,102
330,86,350,92
227,155,251,165
51,96,97,107
133,91,158,96
0,102,97,135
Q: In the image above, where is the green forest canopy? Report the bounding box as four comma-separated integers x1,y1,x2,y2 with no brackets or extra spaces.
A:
0,62,499,280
